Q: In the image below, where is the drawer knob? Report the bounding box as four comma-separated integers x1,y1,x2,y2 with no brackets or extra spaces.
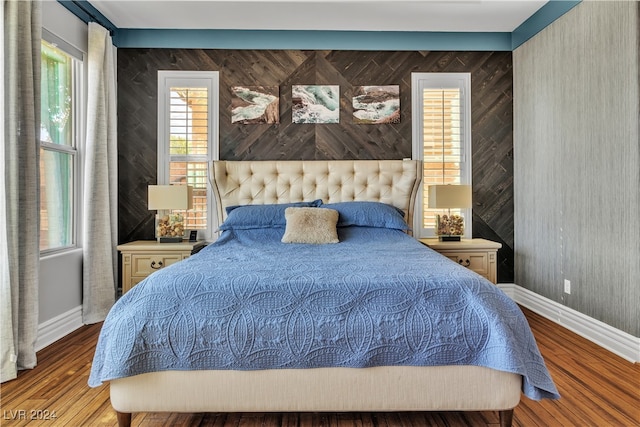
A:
458,258,471,267
151,260,163,269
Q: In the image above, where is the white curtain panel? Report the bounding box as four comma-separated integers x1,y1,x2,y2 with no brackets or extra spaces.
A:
82,23,118,324
2,0,42,382
1,0,15,384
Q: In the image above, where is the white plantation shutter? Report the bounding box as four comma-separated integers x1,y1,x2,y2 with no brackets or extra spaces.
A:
168,160,208,230
158,71,219,240
168,87,209,231
412,73,471,238
423,88,463,228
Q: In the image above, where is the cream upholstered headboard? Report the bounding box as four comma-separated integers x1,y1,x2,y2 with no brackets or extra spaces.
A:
210,160,421,232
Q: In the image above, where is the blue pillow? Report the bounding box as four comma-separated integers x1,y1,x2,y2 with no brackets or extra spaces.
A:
321,201,409,230
220,200,323,230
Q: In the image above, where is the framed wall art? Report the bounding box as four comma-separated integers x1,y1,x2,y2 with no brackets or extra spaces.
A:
231,86,279,124
353,85,400,124
292,85,339,124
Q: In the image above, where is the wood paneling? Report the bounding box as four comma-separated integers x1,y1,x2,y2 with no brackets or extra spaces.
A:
3,307,638,426
117,49,514,281
513,1,640,336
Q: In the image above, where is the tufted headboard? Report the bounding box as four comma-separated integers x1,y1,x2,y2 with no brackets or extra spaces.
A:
210,160,421,233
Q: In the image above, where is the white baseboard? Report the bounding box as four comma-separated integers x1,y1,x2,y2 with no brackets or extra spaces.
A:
498,284,640,363
36,306,84,352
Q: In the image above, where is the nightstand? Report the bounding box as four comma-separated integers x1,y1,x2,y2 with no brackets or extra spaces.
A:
117,240,206,294
418,238,502,284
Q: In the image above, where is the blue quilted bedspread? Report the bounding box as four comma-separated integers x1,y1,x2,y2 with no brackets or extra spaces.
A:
89,227,559,400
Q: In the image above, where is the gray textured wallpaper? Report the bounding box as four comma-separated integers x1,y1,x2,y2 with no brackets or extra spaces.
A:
513,1,639,336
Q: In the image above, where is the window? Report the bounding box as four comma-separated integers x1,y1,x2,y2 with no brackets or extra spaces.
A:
412,73,471,238
158,71,219,240
40,35,82,253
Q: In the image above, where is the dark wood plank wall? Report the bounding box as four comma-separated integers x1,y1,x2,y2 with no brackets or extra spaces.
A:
117,49,514,281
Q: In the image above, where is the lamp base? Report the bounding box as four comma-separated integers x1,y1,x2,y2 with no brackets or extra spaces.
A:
155,213,185,243
435,214,464,242
158,236,183,243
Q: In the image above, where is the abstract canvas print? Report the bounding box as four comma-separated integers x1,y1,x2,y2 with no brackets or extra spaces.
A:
352,85,400,124
292,85,339,124
231,86,279,124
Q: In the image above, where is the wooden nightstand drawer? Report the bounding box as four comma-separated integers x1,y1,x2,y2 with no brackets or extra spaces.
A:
117,240,207,294
131,253,183,276
418,238,501,284
443,252,489,276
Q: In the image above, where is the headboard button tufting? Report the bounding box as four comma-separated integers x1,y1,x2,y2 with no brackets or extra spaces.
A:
211,160,421,234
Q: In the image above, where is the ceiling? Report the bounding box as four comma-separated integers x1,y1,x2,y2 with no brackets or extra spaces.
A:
88,0,549,33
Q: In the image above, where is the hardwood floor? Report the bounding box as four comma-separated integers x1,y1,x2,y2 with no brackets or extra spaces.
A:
1,307,638,426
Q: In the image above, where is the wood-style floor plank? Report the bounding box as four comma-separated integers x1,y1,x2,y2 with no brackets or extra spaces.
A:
1,307,638,426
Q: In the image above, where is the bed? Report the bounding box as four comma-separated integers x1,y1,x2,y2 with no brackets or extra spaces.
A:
90,160,559,427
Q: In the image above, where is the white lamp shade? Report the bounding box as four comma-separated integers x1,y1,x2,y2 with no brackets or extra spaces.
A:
428,185,472,209
148,185,193,210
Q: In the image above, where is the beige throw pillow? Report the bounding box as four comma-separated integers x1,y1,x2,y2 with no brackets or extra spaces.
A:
281,207,339,244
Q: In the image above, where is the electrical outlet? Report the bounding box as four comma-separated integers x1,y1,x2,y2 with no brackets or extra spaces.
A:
564,279,571,294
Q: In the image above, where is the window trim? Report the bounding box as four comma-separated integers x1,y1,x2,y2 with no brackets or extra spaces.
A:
411,72,472,239
39,35,83,256
42,28,83,61
157,71,220,241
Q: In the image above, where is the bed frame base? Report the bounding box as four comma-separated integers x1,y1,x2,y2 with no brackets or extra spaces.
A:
114,409,514,427
109,366,520,427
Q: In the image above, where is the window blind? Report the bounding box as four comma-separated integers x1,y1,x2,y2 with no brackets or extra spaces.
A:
422,88,464,229
168,87,209,230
